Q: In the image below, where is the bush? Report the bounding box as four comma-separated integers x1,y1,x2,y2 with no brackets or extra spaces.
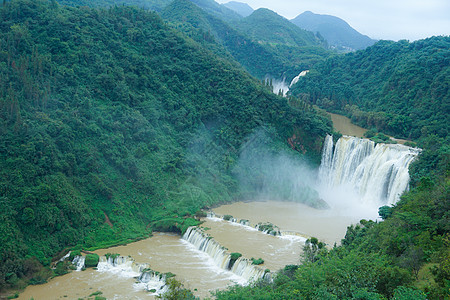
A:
69,250,81,261
85,254,99,268
251,258,264,265
223,215,233,221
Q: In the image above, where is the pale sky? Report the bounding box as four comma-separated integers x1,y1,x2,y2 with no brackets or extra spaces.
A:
216,0,450,41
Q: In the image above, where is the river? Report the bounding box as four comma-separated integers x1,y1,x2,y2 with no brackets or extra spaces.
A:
327,111,407,144
18,198,364,300
17,112,408,299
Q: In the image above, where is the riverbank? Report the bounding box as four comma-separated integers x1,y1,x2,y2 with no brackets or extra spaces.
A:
322,109,408,145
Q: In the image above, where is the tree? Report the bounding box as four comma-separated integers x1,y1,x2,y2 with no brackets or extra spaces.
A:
302,237,326,263
378,205,393,220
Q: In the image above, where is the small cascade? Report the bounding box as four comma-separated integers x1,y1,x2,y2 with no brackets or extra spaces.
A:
59,251,71,262
182,227,266,282
239,219,250,226
319,135,420,204
255,222,281,236
97,255,147,276
97,255,167,295
138,271,168,295
72,255,85,271
230,257,265,280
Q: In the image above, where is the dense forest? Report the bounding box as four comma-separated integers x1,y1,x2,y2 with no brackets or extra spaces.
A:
0,0,332,291
160,0,331,81
290,37,449,142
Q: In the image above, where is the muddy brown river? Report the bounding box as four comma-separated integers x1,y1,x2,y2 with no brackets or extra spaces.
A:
18,199,365,300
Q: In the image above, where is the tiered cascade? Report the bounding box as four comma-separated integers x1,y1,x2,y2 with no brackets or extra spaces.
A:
182,227,266,282
70,255,167,295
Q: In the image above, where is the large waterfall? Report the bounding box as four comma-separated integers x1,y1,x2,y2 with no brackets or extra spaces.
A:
319,135,420,205
182,227,266,282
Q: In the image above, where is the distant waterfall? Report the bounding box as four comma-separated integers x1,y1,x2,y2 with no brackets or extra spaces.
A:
182,227,266,282
319,135,420,205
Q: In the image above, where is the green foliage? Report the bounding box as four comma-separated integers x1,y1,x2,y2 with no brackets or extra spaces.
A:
68,250,81,261
89,291,103,297
301,237,327,263
161,0,332,80
53,261,69,276
251,257,264,265
392,286,427,300
378,206,393,220
291,37,450,142
256,222,280,236
157,278,197,300
223,215,233,221
230,252,242,261
84,254,99,268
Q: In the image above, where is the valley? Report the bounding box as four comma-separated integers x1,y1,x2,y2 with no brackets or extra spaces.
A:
0,0,448,299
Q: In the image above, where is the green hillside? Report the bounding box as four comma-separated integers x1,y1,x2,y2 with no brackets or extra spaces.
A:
290,37,450,142
239,8,325,47
222,1,253,17
163,1,332,80
291,11,376,51
57,0,172,11
162,0,302,79
189,0,242,23
0,0,331,290
236,8,331,79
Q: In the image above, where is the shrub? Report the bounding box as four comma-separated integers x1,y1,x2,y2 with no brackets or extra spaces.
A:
85,254,99,268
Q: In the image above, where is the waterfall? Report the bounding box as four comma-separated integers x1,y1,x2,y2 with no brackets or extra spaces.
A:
97,255,167,295
72,255,85,271
319,135,420,205
182,227,266,282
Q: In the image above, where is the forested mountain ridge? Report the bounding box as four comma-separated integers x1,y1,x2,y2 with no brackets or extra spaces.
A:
161,0,327,80
234,8,332,80
222,1,253,17
56,0,172,11
55,0,333,81
238,8,325,47
0,0,331,290
291,11,376,51
291,37,450,142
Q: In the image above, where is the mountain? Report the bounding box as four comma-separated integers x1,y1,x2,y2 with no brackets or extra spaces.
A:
239,8,325,47
161,0,289,78
233,8,331,80
222,1,253,17
291,11,376,51
189,0,242,23
162,0,331,80
290,37,450,143
0,0,331,290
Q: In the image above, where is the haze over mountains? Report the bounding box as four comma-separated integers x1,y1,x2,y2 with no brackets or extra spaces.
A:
222,1,376,51
222,0,253,17
291,11,377,51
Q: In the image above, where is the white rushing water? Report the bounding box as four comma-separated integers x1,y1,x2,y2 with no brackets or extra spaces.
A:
97,256,167,294
182,227,266,282
319,135,420,205
72,255,85,271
